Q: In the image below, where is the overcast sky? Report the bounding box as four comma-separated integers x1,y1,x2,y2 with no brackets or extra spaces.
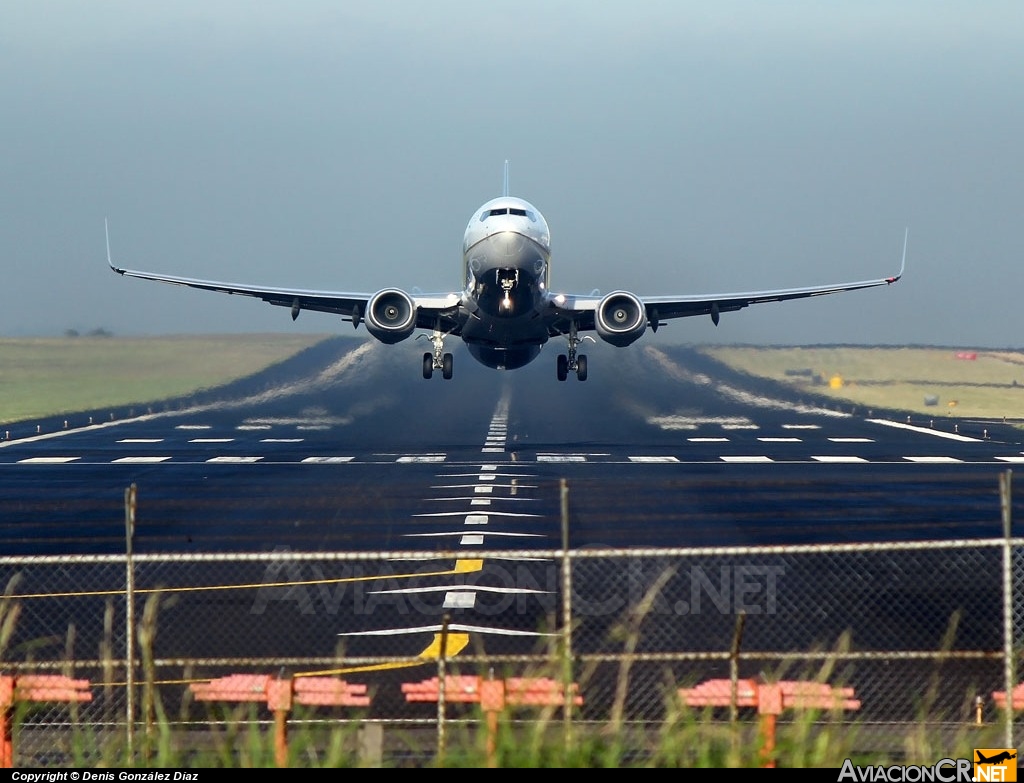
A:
2,1,1021,347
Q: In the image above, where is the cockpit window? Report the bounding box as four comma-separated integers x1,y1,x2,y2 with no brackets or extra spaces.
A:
480,206,537,222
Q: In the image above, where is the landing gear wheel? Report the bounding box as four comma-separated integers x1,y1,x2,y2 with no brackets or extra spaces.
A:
442,353,453,380
576,354,588,381
557,354,568,381
422,352,434,379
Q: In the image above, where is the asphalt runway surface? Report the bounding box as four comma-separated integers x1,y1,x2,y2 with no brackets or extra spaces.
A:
2,337,1023,725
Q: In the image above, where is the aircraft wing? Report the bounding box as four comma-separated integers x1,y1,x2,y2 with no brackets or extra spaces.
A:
110,263,462,329
554,233,906,333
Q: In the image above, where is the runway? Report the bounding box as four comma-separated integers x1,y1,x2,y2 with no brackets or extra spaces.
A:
2,337,1021,555
1,337,1022,726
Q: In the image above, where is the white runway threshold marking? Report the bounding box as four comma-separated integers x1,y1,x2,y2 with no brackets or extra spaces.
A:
867,418,983,442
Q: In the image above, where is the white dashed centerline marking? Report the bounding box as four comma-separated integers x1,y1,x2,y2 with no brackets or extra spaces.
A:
628,456,680,463
397,455,446,463
997,457,1024,463
112,456,173,464
190,438,234,444
829,438,875,443
443,592,477,609
811,456,869,463
118,438,163,444
460,534,484,545
176,425,211,430
205,456,263,463
17,457,80,464
903,456,963,463
688,437,729,443
300,457,354,463
758,437,802,443
720,456,774,463
261,438,304,443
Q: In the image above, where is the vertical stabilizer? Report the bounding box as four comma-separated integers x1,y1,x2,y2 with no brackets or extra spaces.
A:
503,160,510,197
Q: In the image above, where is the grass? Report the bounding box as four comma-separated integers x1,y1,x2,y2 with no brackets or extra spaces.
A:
0,333,332,424
700,345,1024,421
4,337,1024,426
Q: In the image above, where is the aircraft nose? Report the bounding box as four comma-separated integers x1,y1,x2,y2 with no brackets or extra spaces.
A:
492,230,524,257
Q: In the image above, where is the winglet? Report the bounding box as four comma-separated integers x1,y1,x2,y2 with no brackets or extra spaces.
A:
105,218,124,274
887,227,908,284
502,160,510,197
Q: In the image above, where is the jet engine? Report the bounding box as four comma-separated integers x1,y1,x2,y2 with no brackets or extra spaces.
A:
595,291,647,347
364,288,417,344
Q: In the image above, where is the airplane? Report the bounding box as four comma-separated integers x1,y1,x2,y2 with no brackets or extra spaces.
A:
107,162,905,382
977,751,1017,765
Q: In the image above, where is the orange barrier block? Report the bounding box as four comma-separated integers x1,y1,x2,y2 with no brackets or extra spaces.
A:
992,683,1024,710
188,674,369,767
294,677,370,707
678,678,859,768
1,675,92,768
402,675,583,768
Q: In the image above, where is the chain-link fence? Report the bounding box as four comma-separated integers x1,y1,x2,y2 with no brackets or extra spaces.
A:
2,531,1023,766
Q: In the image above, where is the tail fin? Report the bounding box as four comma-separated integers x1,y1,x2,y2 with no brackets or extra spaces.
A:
503,160,510,197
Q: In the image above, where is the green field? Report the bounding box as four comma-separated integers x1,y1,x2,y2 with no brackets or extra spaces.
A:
0,333,332,424
4,337,1024,426
700,345,1024,421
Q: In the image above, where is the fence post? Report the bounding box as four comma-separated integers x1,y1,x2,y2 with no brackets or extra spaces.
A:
124,483,137,760
560,478,574,747
1000,469,1014,749
437,613,450,764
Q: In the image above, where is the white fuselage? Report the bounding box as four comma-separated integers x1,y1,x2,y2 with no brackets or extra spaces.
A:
459,197,554,369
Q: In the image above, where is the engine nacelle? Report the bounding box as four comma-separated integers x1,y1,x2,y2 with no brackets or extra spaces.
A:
364,288,417,344
595,291,647,347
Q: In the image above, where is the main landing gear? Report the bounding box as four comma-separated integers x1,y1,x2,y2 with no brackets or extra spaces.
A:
557,322,592,381
419,329,453,380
